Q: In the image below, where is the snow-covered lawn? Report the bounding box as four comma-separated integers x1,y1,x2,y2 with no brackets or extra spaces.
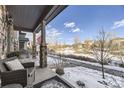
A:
56,49,122,65
56,47,75,55
61,66,124,88
34,56,69,67
47,55,124,73
35,55,124,88
34,54,124,75
40,79,68,88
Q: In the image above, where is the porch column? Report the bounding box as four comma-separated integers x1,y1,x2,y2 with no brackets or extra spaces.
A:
32,32,36,58
40,20,47,68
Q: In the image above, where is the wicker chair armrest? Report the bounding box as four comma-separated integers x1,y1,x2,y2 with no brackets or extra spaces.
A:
22,62,34,68
1,69,27,87
28,67,35,85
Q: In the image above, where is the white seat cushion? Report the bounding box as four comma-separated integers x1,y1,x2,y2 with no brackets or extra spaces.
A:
2,84,23,88
4,59,24,71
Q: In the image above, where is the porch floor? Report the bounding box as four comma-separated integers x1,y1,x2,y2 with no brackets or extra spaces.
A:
33,67,57,85
19,56,57,86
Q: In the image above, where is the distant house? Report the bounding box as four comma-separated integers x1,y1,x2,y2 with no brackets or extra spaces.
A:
111,38,124,50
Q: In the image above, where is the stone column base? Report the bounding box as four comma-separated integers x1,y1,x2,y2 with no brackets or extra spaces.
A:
39,45,47,68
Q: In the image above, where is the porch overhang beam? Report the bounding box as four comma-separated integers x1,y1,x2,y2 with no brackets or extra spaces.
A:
14,26,33,32
34,5,68,33
45,5,67,24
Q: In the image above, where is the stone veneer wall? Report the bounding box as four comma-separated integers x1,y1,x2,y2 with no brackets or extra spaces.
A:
0,5,7,59
0,5,17,59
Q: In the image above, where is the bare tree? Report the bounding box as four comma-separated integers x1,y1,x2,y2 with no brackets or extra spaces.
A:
118,51,124,67
92,28,113,79
73,36,81,52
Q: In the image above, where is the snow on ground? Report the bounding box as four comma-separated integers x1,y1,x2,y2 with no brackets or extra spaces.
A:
56,47,75,55
33,52,124,74
34,54,124,73
56,48,122,65
41,79,68,88
61,66,124,88
47,56,62,66
57,48,94,58
47,55,124,73
35,55,124,88
66,57,124,72
35,55,70,67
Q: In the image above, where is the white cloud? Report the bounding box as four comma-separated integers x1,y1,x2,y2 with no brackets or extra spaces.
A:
111,19,124,29
64,21,81,33
72,28,80,32
46,25,62,44
64,22,76,28
46,28,62,37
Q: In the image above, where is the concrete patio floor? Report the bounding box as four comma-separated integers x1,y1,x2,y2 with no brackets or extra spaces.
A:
19,56,57,86
33,67,57,85
19,55,74,88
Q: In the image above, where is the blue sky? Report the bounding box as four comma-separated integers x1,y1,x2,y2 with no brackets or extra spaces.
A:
45,5,124,45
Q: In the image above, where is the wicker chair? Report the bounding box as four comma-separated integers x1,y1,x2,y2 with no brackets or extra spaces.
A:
0,57,35,88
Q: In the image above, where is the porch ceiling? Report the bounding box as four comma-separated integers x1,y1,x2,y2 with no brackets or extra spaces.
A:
6,5,67,33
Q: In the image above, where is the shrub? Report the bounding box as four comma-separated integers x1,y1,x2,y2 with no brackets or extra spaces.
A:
58,54,97,63
99,59,111,65
56,67,64,75
119,64,124,68
51,53,98,63
49,49,55,53
76,80,85,88
6,51,20,58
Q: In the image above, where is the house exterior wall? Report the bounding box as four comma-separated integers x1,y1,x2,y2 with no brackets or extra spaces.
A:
111,38,124,50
